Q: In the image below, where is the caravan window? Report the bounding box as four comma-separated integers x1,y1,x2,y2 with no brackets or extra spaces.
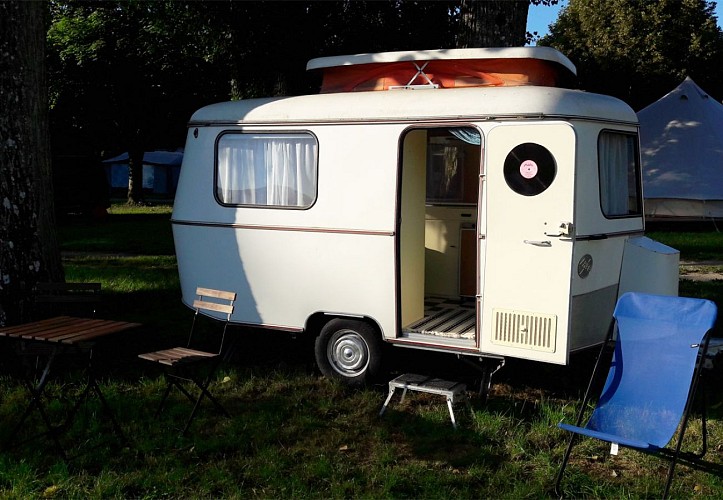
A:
598,131,642,217
425,128,482,205
216,132,318,208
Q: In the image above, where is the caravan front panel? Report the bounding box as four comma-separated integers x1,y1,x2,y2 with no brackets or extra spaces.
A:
480,122,576,364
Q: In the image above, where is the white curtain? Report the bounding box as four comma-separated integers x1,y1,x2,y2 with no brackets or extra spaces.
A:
599,132,636,216
217,134,317,207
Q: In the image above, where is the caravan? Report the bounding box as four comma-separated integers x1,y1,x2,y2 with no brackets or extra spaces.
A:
171,47,678,385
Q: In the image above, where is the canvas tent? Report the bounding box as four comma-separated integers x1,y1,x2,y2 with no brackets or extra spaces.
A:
102,150,183,196
638,77,723,219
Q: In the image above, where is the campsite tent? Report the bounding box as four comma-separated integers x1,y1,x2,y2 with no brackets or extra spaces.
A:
102,150,183,196
638,77,723,219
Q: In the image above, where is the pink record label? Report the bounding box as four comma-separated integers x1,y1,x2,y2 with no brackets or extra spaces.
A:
520,160,538,179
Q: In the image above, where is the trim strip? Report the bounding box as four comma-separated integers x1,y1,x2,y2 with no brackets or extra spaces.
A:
575,229,644,241
230,320,303,334
171,218,395,237
189,114,638,129
388,338,481,353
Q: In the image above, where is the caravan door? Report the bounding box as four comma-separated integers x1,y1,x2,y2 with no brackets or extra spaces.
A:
480,123,576,364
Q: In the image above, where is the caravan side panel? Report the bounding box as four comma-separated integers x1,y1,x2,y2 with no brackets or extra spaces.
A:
173,124,404,337
568,121,645,351
173,225,396,330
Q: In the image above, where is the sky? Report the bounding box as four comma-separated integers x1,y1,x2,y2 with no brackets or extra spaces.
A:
526,0,723,44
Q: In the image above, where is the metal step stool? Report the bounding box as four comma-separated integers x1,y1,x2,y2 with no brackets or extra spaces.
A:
379,373,470,428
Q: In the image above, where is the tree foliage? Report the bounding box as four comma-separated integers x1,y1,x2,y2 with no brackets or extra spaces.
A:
48,1,232,203
46,0,543,187
540,0,723,110
44,1,554,204
458,0,530,47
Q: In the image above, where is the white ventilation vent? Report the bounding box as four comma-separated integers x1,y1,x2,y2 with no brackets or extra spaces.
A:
491,309,557,352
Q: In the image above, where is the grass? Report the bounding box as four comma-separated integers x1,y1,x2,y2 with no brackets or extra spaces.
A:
0,206,722,498
59,203,174,255
647,228,723,262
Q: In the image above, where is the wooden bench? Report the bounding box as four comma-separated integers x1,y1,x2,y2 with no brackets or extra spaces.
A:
31,282,102,319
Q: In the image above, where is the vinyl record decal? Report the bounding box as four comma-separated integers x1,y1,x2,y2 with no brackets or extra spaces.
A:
503,143,556,196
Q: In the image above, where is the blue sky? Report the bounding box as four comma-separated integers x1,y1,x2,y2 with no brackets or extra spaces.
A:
527,0,723,43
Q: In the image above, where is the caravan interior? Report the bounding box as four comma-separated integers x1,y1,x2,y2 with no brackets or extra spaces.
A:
399,127,481,346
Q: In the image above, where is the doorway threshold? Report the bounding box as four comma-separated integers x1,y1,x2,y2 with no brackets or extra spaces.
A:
403,296,476,340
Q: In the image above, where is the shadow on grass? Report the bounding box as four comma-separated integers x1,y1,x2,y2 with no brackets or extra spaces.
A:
5,258,723,497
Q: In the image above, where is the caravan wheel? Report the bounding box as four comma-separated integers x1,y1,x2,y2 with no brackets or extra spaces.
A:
315,318,382,386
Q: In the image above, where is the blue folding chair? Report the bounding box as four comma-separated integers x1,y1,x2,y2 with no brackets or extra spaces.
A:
555,292,718,498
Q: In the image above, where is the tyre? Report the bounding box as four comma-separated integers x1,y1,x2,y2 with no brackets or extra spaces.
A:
314,318,383,386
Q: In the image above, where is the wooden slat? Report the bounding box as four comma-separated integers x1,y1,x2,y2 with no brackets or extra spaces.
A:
34,296,101,303
193,300,234,315
0,316,140,345
171,347,215,356
0,316,82,338
139,346,217,366
196,287,236,301
0,316,64,336
34,282,102,303
26,318,102,341
52,321,140,343
35,282,101,292
139,348,186,362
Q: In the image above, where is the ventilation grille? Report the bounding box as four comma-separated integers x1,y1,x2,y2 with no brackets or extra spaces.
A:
491,309,557,352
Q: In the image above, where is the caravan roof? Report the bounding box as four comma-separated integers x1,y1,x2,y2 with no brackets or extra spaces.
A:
307,47,578,93
189,47,639,125
189,85,637,126
307,47,577,73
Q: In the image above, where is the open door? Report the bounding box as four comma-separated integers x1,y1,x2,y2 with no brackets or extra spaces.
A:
480,123,576,364
398,127,482,345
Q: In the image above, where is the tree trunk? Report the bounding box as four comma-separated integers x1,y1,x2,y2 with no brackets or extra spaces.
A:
458,0,530,47
127,147,145,205
0,1,63,325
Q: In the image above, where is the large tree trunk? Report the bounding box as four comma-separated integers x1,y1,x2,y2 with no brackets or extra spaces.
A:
458,0,530,47
0,1,63,325
27,4,63,284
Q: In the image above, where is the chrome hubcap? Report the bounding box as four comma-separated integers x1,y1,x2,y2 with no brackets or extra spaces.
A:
327,329,370,377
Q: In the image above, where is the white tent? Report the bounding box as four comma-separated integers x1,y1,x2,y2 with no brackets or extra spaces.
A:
102,149,183,196
638,77,723,219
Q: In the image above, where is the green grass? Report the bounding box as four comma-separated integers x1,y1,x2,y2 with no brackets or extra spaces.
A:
1,209,722,498
58,203,174,255
647,229,723,262
648,229,723,311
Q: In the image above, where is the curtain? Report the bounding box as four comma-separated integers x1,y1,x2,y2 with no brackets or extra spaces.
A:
217,134,317,207
449,127,481,145
599,132,636,216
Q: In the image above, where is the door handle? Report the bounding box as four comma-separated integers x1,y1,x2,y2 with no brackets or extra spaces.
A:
524,240,551,247
545,222,574,238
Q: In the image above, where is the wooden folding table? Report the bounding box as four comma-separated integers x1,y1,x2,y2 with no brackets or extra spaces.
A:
0,316,141,458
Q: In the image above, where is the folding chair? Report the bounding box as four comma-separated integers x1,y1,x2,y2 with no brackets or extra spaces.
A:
30,282,102,320
138,287,236,435
555,292,718,499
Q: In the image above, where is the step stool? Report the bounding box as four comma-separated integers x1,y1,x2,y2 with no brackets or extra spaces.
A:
379,373,470,428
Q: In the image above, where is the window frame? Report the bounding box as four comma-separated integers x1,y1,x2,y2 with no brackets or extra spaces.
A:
418,126,484,207
214,130,320,210
597,130,643,219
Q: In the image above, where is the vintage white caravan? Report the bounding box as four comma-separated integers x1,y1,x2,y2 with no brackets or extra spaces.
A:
172,47,679,385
